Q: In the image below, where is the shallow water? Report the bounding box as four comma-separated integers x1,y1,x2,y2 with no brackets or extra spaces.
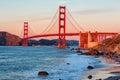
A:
0,46,100,80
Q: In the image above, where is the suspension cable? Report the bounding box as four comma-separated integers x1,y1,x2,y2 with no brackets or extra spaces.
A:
20,26,24,38
67,9,85,32
41,9,58,34
29,26,37,36
67,16,80,32
45,18,58,34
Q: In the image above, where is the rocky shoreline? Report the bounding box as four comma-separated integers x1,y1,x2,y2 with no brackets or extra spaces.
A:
73,48,120,80
74,34,120,80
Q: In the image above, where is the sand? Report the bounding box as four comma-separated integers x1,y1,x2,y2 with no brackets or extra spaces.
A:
82,57,120,80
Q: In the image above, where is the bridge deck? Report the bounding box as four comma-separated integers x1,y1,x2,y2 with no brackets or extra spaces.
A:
27,32,118,39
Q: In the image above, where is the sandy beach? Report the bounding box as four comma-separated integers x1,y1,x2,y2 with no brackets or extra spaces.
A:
82,57,120,80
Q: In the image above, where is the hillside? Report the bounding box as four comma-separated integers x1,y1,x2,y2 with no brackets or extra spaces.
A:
28,39,78,46
95,34,120,54
0,32,22,46
0,31,78,46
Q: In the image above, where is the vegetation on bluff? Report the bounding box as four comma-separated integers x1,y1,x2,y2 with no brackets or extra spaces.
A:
95,34,120,54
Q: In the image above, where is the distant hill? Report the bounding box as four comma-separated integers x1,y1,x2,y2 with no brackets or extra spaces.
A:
28,39,78,46
0,32,22,46
0,31,78,46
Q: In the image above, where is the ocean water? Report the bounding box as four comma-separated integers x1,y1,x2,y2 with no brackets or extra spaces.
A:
0,46,100,80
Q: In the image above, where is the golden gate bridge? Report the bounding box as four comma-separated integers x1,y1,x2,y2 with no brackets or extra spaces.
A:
22,6,118,48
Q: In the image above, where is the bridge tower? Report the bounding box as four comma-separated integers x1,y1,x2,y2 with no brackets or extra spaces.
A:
58,6,66,48
23,22,28,46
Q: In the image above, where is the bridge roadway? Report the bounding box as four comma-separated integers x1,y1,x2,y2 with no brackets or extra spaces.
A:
27,32,118,39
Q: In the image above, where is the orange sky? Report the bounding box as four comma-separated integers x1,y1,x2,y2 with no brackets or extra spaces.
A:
0,0,120,39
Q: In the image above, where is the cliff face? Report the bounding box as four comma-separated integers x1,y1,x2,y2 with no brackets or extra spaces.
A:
0,32,22,46
95,34,120,54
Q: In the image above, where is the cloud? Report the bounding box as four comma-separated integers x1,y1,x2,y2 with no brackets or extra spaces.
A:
74,8,116,15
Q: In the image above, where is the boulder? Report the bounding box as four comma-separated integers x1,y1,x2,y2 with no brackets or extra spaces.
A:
38,71,49,76
76,50,83,53
87,66,94,69
84,48,100,56
88,75,92,79
96,78,102,80
71,48,75,51
66,63,70,65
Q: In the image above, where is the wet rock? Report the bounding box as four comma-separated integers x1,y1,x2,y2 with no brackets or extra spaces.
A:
96,78,102,80
76,50,83,53
71,48,74,51
38,71,49,75
104,76,120,80
66,63,70,65
99,51,105,55
76,50,81,53
103,51,115,58
110,71,120,74
88,75,92,79
87,66,94,69
67,46,70,48
84,52,90,55
84,48,100,56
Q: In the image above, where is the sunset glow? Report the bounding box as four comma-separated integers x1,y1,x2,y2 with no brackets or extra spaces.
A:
0,0,120,38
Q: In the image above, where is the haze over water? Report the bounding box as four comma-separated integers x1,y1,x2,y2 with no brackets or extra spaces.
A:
0,46,101,80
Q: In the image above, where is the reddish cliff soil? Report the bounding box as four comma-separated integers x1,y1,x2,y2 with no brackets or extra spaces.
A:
0,32,22,46
95,34,120,54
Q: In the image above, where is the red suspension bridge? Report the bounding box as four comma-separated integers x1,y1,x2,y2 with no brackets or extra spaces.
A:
22,6,118,48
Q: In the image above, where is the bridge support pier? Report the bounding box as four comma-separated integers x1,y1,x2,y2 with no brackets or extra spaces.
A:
23,22,28,46
79,32,88,48
58,6,66,48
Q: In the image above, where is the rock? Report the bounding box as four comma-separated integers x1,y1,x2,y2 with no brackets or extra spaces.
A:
38,71,49,75
84,48,100,56
88,75,92,79
67,46,70,48
90,48,99,55
75,48,80,50
76,50,81,53
71,48,74,51
104,76,120,80
84,52,91,55
66,63,70,65
100,51,105,55
96,78,102,80
76,50,83,53
87,66,94,69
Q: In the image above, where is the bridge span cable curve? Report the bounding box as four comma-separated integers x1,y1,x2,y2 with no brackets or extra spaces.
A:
40,9,58,34
29,26,37,36
20,26,24,38
44,18,58,34
67,9,85,32
67,16,80,32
